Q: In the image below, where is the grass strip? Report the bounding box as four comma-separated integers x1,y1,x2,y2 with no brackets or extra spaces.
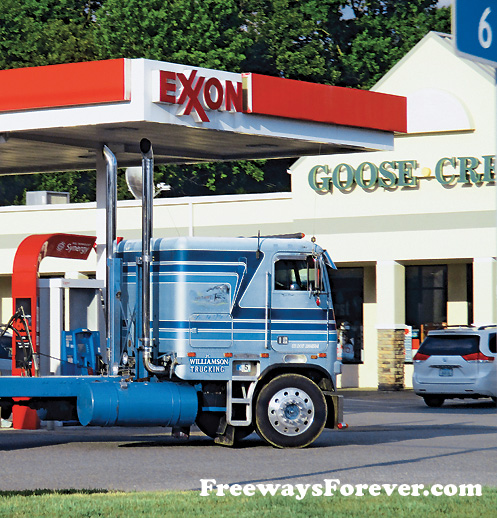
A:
0,488,496,518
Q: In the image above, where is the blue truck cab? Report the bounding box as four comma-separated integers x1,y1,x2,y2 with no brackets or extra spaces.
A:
106,234,343,447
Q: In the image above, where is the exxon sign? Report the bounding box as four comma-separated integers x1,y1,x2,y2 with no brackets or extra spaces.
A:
153,69,243,122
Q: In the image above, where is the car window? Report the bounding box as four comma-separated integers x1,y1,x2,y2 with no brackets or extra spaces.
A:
418,335,480,356
489,333,497,354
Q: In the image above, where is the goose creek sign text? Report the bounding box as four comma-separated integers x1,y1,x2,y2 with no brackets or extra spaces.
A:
309,155,495,193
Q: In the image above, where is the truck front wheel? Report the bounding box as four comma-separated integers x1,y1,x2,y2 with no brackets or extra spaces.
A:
255,374,327,448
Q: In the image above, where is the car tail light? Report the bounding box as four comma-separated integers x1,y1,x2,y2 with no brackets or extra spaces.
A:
462,352,495,362
413,352,430,361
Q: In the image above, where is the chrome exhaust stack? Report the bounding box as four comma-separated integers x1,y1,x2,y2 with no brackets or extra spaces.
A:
140,138,165,375
103,145,117,367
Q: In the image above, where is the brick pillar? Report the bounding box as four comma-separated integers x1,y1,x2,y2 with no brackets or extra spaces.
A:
376,261,405,391
377,328,405,391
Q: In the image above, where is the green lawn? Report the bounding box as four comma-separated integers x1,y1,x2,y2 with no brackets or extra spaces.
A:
0,488,496,518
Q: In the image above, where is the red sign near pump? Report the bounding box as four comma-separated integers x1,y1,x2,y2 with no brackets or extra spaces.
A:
11,233,96,377
43,235,95,260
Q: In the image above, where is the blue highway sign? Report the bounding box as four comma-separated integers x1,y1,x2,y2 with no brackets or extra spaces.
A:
455,0,497,67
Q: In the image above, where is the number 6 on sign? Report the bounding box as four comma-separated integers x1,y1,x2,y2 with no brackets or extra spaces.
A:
455,0,497,67
479,7,492,49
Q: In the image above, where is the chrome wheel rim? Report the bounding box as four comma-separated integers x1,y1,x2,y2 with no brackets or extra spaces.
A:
267,387,314,436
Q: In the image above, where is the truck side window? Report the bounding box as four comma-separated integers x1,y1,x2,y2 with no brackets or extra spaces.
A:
274,259,308,290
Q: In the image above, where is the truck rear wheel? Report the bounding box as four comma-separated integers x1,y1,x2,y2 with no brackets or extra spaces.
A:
255,374,327,448
196,411,254,442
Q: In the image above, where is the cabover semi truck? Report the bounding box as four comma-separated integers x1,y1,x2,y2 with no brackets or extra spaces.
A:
0,140,343,448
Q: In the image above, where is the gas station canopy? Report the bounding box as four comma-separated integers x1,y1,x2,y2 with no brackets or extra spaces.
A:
0,58,406,174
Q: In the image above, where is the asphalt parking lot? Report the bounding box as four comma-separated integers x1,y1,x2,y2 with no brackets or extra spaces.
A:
0,389,495,492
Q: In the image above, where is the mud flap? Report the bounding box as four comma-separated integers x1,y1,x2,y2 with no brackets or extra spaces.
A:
214,425,236,446
323,392,343,429
213,416,236,446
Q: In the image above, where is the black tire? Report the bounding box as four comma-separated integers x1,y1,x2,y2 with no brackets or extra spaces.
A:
254,374,327,448
491,397,497,407
423,396,445,408
196,411,254,441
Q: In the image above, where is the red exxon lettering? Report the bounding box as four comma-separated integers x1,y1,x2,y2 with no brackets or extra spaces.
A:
158,69,243,122
177,70,208,122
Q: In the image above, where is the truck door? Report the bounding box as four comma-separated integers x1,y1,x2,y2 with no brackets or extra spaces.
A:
189,282,233,348
270,254,329,354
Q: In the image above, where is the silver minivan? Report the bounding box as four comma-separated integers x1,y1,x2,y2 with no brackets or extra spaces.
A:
413,326,497,407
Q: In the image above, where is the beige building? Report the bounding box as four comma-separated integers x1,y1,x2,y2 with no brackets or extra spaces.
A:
0,32,495,389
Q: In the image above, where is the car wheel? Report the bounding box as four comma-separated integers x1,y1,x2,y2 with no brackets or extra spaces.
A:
255,373,327,448
423,395,445,408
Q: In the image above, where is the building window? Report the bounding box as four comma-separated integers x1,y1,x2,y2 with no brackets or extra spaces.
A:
405,265,448,339
329,267,363,364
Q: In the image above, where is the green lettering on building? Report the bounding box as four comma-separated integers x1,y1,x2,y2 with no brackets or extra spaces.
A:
309,155,495,193
458,156,480,184
378,161,397,188
332,163,354,191
355,162,378,189
308,165,330,193
482,155,495,182
435,157,456,184
396,160,418,187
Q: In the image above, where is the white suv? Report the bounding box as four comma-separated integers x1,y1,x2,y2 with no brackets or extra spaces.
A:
413,326,497,407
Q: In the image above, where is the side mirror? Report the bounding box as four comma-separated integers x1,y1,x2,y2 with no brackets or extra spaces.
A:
307,255,324,296
307,256,315,294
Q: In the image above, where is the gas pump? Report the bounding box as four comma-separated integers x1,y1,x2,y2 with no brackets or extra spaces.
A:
11,233,98,376
38,277,103,376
